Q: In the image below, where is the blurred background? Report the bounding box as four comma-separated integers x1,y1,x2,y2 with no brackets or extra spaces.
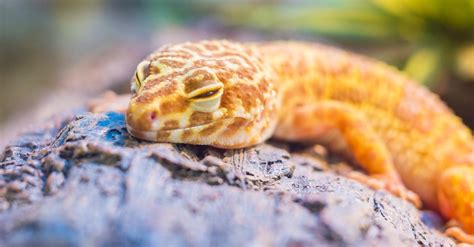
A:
1,0,473,146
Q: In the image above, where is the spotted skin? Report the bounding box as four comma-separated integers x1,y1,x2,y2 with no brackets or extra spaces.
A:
126,40,473,243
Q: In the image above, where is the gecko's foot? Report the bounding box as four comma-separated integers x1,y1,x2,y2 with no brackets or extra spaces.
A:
445,226,474,245
346,171,421,208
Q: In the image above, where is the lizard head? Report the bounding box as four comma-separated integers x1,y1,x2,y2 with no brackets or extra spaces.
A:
126,40,278,148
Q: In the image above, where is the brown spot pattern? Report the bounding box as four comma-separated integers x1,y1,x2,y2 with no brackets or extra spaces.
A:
143,71,184,90
184,70,217,94
189,112,213,126
137,82,178,104
222,118,248,137
163,120,179,130
226,83,260,112
156,131,171,141
199,122,223,136
158,59,186,68
181,129,194,141
148,65,161,75
160,97,188,114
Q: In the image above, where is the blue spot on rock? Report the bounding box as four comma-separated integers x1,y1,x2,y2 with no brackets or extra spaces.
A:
106,129,124,146
97,112,125,128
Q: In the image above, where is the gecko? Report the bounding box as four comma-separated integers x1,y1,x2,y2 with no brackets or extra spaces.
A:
124,40,473,244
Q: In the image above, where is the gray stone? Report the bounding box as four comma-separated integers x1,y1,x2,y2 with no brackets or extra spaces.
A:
0,112,454,247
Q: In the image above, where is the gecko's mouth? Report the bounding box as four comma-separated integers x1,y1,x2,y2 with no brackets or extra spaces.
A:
126,117,240,143
126,122,212,141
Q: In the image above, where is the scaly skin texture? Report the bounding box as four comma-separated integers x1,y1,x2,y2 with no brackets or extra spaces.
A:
126,40,474,243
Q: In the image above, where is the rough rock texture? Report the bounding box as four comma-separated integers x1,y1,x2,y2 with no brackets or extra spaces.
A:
0,111,455,246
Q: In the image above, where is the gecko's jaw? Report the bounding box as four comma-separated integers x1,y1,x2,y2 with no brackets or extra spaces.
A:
126,121,214,143
126,118,229,143
126,125,159,142
126,116,258,148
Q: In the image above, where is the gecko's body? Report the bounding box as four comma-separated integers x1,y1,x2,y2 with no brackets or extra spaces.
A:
126,40,473,243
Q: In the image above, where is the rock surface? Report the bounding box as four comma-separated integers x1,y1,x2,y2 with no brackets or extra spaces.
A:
0,111,455,246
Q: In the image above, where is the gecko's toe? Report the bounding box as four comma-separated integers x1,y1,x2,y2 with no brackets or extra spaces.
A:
445,226,474,245
345,171,422,208
384,181,422,208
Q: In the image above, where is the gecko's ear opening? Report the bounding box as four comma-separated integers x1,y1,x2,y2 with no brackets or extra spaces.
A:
187,82,224,113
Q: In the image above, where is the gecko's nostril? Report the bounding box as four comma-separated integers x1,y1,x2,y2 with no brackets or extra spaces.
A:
150,111,157,121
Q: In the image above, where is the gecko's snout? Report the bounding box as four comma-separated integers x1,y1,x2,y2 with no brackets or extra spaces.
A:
125,107,155,139
125,105,149,129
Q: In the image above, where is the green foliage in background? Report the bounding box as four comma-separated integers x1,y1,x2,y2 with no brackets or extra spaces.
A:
215,0,474,88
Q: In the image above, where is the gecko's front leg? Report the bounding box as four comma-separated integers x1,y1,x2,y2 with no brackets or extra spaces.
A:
275,100,421,207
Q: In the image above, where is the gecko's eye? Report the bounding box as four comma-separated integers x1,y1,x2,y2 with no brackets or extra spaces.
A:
131,60,150,94
186,81,224,112
189,87,222,100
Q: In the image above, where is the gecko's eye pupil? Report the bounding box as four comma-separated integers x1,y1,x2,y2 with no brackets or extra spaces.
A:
131,72,141,94
135,72,141,85
131,60,150,94
190,89,220,100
